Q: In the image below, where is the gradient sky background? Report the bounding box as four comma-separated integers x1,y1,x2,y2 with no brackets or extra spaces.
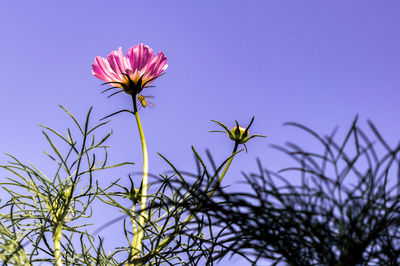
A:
1,1,400,265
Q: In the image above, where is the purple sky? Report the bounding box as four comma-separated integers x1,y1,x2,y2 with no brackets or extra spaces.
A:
1,1,400,264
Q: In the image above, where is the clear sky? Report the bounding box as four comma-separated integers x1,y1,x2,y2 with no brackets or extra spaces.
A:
1,1,400,265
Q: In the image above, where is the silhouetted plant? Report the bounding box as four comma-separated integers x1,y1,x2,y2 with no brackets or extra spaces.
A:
175,117,400,265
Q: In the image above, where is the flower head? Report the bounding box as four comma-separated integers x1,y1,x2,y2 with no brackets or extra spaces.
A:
92,44,167,96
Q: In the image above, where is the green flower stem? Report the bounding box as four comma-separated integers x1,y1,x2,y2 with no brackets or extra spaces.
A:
139,142,239,263
53,224,63,266
209,141,239,197
130,95,149,261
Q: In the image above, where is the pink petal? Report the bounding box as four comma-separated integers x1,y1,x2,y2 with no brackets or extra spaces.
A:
106,48,122,74
92,56,116,82
147,51,168,77
127,43,155,72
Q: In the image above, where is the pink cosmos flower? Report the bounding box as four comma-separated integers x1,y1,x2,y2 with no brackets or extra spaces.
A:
92,44,167,95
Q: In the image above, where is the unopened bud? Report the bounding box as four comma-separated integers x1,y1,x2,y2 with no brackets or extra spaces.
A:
229,126,249,144
63,187,72,200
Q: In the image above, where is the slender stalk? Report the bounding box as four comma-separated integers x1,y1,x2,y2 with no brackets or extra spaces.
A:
130,95,149,262
139,142,240,262
209,141,239,197
53,224,63,266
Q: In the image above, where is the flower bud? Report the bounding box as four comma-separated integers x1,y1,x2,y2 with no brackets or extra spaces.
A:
211,117,266,151
62,186,72,201
229,126,249,144
132,188,141,204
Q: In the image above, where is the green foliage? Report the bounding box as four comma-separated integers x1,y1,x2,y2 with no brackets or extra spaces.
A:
0,106,133,265
0,107,260,265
